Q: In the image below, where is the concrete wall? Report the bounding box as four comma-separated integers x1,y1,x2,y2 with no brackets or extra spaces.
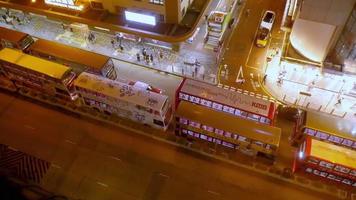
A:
299,0,356,49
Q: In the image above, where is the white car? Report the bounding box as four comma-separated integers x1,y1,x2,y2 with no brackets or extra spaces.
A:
260,10,275,30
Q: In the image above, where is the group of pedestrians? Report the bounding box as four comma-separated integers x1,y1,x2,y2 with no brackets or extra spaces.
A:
1,10,29,26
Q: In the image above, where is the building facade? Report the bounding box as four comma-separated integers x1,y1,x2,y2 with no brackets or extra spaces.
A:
87,0,192,24
330,4,356,73
286,0,356,69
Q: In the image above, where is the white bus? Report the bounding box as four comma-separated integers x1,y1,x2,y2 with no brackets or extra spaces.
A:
176,78,277,125
74,72,173,130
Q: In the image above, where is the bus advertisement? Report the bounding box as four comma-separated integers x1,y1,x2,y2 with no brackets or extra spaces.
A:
177,78,277,125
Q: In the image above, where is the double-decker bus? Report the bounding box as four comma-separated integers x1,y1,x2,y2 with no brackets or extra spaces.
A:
0,48,77,101
73,72,172,130
291,110,356,150
27,39,117,80
0,27,34,50
175,101,281,159
177,79,277,125
293,136,356,187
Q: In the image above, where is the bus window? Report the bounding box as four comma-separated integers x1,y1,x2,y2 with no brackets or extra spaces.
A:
341,139,353,147
189,95,200,104
222,141,234,148
202,125,214,132
212,102,223,110
179,92,189,100
238,136,249,143
223,105,235,114
342,179,352,185
189,121,201,128
253,141,264,147
215,129,224,136
350,170,356,176
200,134,208,140
224,131,232,138
247,113,260,122
334,165,350,174
319,161,334,169
179,117,188,125
200,99,212,107
305,128,316,136
307,157,319,165
315,131,328,140
328,135,343,144
153,119,164,127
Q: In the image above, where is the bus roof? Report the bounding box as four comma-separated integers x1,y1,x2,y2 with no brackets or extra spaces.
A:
175,101,281,146
309,138,356,170
305,111,356,141
180,79,275,118
74,72,168,111
0,48,71,79
0,27,28,43
28,39,110,71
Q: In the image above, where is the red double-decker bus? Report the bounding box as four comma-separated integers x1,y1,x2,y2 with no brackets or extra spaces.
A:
176,78,277,125
293,136,356,187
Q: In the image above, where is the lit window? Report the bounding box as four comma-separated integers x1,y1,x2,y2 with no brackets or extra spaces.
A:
149,0,164,5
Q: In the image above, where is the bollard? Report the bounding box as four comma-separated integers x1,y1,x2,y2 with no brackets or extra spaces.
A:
318,105,322,111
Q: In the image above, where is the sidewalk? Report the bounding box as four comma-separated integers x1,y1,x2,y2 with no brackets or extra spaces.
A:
264,50,356,121
0,7,220,84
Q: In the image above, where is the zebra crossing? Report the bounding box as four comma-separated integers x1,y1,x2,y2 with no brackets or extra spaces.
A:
0,144,50,183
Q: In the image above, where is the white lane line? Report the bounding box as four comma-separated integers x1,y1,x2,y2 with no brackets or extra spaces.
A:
24,124,36,130
51,164,61,169
8,146,18,151
158,173,170,179
65,139,76,145
97,182,108,187
108,155,121,161
207,190,221,196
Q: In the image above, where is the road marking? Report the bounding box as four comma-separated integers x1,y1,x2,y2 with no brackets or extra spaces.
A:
97,182,108,187
108,155,121,161
207,190,221,196
158,173,170,179
24,125,36,130
65,139,76,145
51,164,61,169
8,146,18,151
235,65,244,83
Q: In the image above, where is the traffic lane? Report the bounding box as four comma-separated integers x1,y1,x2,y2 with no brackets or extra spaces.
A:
0,92,336,200
246,0,286,68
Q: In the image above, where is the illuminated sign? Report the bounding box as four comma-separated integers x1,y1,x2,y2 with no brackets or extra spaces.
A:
125,11,156,26
45,0,83,10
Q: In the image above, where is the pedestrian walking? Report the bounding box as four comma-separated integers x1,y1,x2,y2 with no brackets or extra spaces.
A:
262,74,267,84
159,51,163,59
150,54,153,62
111,39,115,48
335,97,344,106
142,48,146,56
136,53,140,61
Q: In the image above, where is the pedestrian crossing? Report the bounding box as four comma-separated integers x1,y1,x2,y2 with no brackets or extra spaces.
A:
0,144,50,183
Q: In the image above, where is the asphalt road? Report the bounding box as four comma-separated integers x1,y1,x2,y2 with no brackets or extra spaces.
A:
0,91,336,200
220,0,286,95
